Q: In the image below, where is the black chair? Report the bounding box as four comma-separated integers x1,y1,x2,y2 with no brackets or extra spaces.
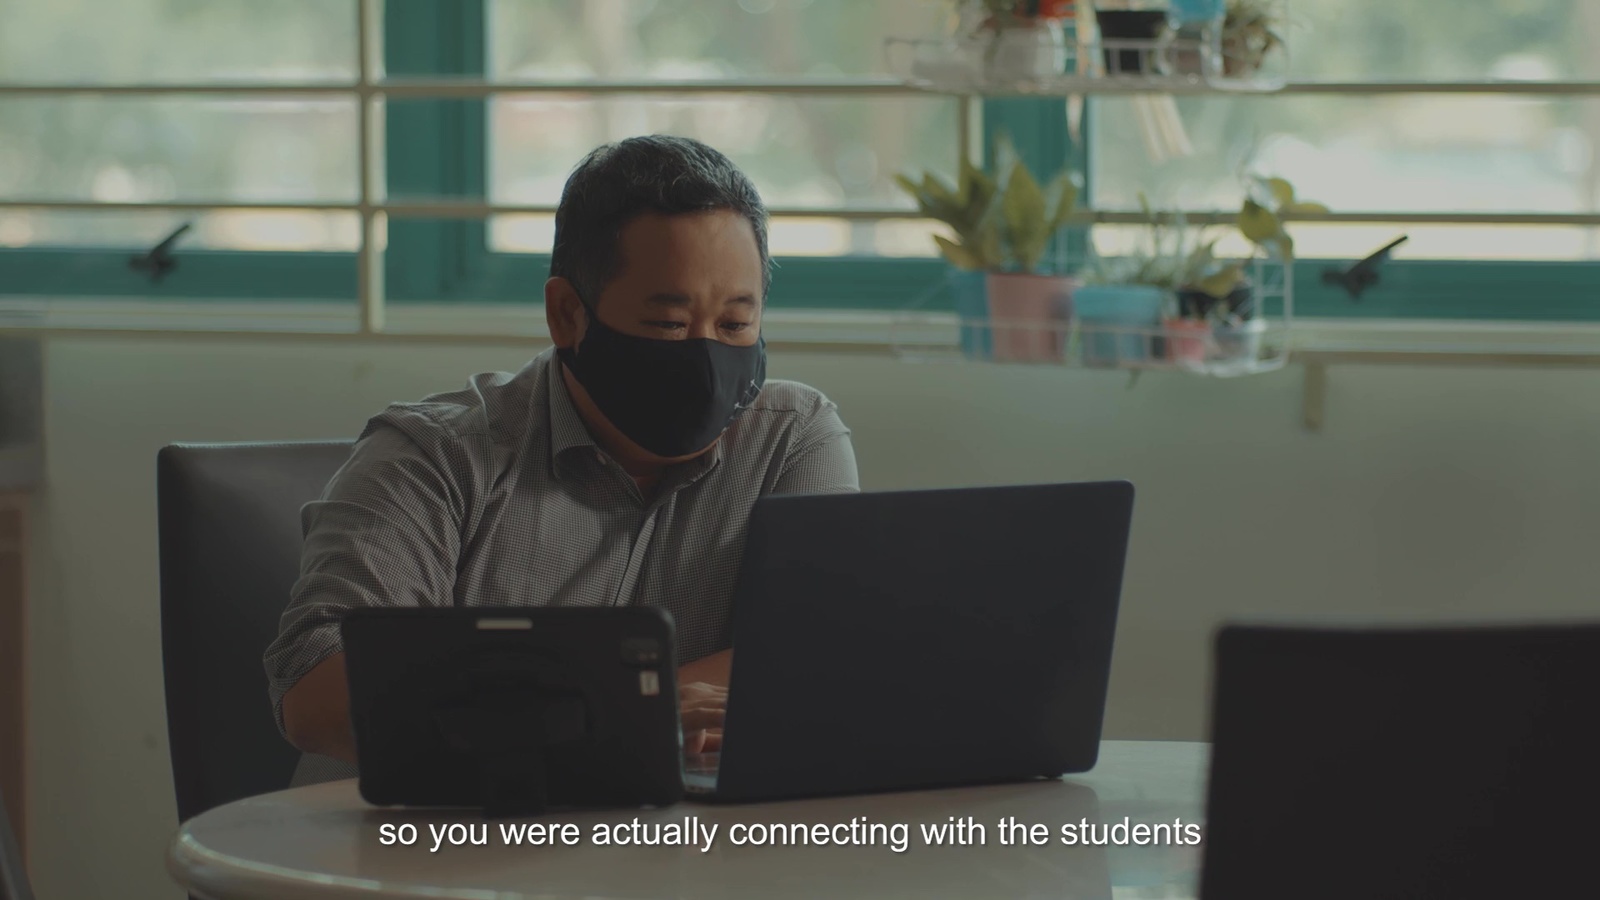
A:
1200,622,1600,900
157,440,353,823
0,786,30,900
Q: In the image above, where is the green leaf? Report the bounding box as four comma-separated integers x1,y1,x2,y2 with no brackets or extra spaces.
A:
1044,173,1080,233
922,172,957,205
1285,201,1329,216
962,166,1000,227
955,159,976,208
1002,163,1048,272
893,173,940,220
1263,177,1296,209
1238,199,1282,245
1196,262,1246,299
1179,239,1218,286
934,235,984,270
976,225,1005,269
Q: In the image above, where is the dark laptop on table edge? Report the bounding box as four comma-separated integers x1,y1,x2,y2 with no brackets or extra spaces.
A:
683,480,1134,803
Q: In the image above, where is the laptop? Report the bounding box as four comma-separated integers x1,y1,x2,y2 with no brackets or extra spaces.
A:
1199,622,1600,900
685,480,1134,802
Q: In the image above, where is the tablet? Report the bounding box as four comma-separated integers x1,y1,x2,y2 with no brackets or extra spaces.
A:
342,606,684,815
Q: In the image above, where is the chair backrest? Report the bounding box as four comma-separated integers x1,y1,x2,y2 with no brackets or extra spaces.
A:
1200,622,1600,900
0,785,30,900
157,440,353,822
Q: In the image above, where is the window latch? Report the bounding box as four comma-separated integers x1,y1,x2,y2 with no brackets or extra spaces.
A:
1321,235,1409,300
129,222,192,284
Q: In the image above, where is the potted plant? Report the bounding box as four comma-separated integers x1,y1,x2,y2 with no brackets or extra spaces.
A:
1076,197,1198,367
1161,0,1226,77
1164,176,1325,364
1167,239,1244,364
904,1,1075,88
1217,175,1321,359
895,152,1004,359
1093,1,1170,76
897,135,1081,363
983,135,1082,361
952,0,1078,84
1220,0,1285,78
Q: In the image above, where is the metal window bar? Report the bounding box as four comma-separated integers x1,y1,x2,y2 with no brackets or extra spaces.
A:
11,79,1600,98
0,201,1595,228
356,0,380,333
4,1,1600,331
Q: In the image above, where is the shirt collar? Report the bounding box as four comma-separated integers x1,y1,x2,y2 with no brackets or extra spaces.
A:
545,349,598,461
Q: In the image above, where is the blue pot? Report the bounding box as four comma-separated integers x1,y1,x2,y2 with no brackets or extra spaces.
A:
948,269,991,360
1167,0,1224,23
1074,285,1168,367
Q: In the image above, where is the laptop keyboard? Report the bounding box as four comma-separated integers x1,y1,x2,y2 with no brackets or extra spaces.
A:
683,752,720,776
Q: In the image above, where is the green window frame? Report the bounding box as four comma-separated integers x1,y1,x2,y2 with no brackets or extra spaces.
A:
385,0,964,312
2,0,1597,323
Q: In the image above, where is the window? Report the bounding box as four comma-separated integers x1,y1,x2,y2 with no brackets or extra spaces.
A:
486,0,958,258
0,0,360,298
1091,0,1600,320
452,0,990,309
2,0,1596,323
0,0,358,241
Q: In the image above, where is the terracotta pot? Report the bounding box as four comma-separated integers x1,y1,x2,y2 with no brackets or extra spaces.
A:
1162,317,1211,364
985,272,1076,362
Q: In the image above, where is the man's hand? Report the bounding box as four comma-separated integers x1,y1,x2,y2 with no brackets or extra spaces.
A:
679,681,726,754
280,652,358,764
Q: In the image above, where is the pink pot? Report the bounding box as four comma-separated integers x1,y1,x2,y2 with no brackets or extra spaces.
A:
1163,317,1210,364
985,273,1077,362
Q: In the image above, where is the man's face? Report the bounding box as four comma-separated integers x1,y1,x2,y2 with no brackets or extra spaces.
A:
546,207,767,464
561,209,764,346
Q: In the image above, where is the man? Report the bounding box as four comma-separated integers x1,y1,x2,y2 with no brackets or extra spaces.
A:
264,135,859,782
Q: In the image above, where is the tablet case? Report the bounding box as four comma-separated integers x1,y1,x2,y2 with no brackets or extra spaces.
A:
342,606,684,816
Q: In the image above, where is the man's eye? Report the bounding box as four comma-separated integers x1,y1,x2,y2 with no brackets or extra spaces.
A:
649,321,686,331
720,321,751,332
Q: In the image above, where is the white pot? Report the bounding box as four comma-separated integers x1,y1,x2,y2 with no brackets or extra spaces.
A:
1211,317,1267,362
974,21,1067,84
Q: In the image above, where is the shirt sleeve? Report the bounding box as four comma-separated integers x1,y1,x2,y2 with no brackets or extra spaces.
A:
772,395,860,495
262,412,470,737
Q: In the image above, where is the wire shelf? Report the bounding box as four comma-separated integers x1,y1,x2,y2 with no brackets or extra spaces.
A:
884,1,1289,95
890,256,1294,378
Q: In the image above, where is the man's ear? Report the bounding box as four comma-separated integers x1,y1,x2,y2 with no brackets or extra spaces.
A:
545,277,587,349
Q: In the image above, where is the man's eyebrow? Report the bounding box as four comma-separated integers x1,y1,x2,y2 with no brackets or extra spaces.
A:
643,293,758,308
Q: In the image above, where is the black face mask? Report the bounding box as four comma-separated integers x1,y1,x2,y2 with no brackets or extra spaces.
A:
558,302,766,458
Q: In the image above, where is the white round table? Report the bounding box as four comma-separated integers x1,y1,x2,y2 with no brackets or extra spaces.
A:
169,740,1208,900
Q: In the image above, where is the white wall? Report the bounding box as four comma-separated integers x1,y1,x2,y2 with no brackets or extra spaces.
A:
26,336,1600,899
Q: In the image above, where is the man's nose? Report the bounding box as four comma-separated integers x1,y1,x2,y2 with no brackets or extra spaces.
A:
688,320,721,341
